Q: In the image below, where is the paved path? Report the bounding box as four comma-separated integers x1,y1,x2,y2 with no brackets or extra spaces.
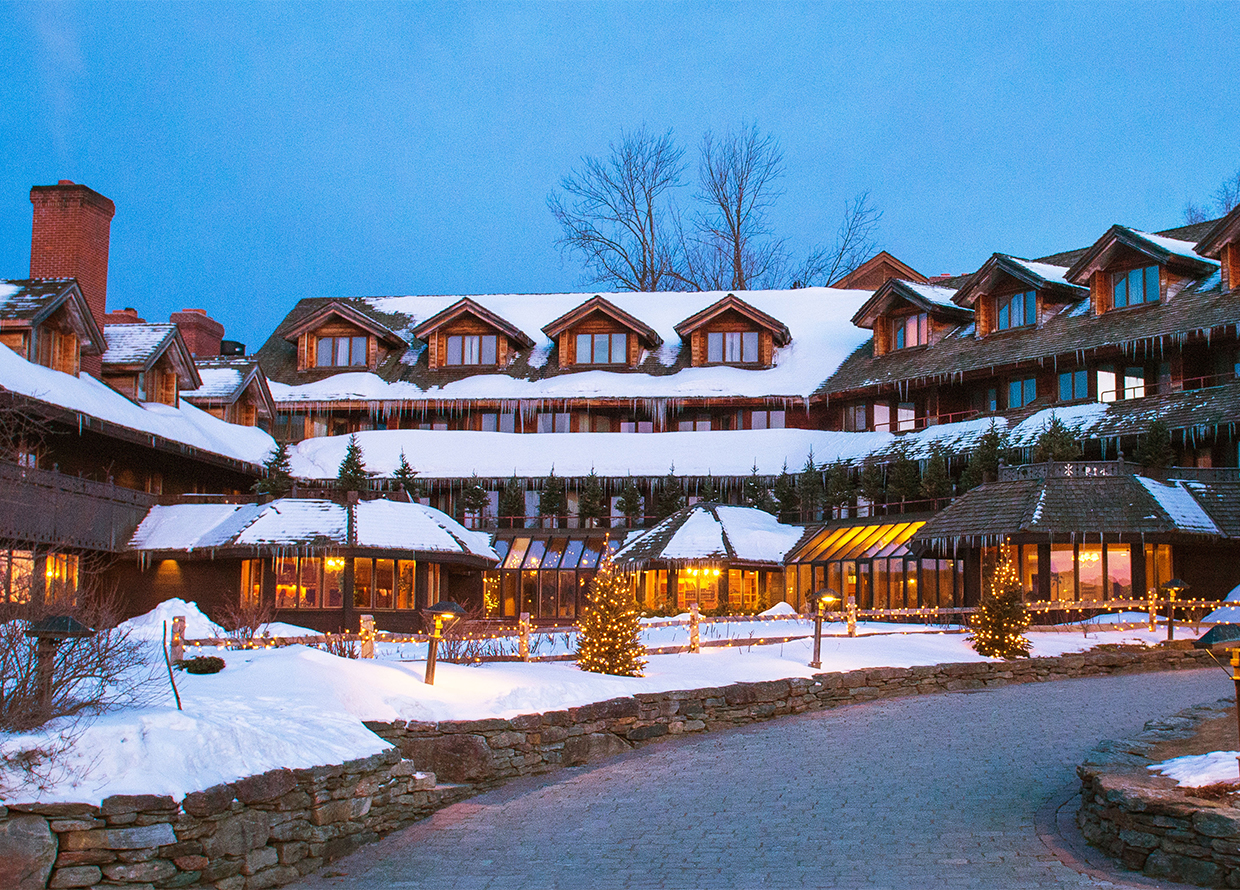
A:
292,670,1231,889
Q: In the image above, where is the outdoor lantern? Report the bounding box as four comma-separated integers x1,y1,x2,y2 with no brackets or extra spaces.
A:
1162,579,1189,642
423,600,466,685
809,589,840,669
25,615,94,709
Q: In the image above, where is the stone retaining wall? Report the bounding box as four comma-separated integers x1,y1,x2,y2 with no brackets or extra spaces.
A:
1078,698,1240,887
0,644,1211,889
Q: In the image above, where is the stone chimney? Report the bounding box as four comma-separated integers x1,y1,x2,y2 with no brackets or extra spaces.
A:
171,308,224,357
30,180,116,377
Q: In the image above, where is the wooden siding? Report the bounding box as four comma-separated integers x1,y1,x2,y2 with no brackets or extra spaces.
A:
428,316,509,370
297,319,373,370
690,309,774,367
1223,242,1238,292
563,313,639,367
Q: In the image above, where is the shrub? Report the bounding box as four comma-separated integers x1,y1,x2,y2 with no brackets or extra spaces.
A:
177,655,225,674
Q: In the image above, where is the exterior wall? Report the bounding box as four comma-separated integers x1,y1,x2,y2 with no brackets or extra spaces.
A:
1222,241,1238,291
560,313,640,368
688,308,776,367
296,320,374,372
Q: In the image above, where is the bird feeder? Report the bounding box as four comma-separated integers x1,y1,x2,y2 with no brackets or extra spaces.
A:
25,615,95,709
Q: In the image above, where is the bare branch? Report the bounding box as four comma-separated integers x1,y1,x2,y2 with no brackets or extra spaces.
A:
1184,167,1240,224
823,191,883,286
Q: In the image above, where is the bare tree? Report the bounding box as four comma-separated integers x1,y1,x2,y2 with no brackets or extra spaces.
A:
548,127,687,292
1185,167,1240,224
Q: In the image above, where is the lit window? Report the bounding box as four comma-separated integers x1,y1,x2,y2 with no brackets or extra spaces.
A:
1058,370,1088,401
706,331,759,363
446,334,498,366
1112,265,1159,309
891,314,928,349
1097,365,1145,402
873,403,890,431
1008,377,1037,408
576,332,627,364
896,402,916,431
995,291,1036,331
316,335,368,367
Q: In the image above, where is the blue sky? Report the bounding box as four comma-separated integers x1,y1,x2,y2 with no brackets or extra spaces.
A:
0,2,1236,348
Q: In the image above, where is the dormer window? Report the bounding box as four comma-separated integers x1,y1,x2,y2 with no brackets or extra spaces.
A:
707,331,758,364
576,332,626,365
446,333,498,366
316,335,368,368
995,291,1036,330
891,313,928,349
1112,265,1159,308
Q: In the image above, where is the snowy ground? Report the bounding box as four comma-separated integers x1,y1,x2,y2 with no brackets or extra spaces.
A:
1151,752,1240,788
0,599,1196,805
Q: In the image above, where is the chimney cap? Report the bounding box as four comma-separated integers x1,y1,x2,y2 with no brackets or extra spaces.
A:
58,179,75,185
182,308,207,316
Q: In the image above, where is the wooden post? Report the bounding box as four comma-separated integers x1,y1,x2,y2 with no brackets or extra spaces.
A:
170,616,185,663
847,593,857,637
359,614,375,658
519,612,530,661
1148,587,1157,633
689,602,700,653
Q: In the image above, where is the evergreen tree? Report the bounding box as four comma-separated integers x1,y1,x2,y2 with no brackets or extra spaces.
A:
392,449,419,497
969,554,1031,658
697,474,720,502
798,454,825,522
773,461,800,523
336,435,369,491
858,462,885,509
577,469,610,528
885,445,921,503
254,442,294,497
826,461,855,517
575,553,646,677
652,465,686,520
539,469,568,528
460,473,490,527
1134,418,1174,469
616,475,645,527
1032,413,1082,462
920,445,953,502
742,463,777,513
498,474,526,530
961,422,1006,490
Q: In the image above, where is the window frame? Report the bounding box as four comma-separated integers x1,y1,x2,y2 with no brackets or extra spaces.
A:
316,334,369,368
445,333,499,367
1008,377,1037,408
890,313,929,350
706,330,761,364
994,290,1036,332
1111,265,1160,310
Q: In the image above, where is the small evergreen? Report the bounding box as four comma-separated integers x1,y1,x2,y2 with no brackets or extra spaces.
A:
742,463,777,513
460,473,490,526
255,442,294,497
825,461,855,517
920,445,953,502
392,449,419,496
498,474,526,529
969,554,1031,659
616,475,645,527
885,445,921,503
575,553,646,677
652,465,686,520
773,461,800,523
538,469,568,528
798,454,825,522
577,470,610,528
697,474,720,502
961,422,1006,490
1134,418,1174,469
336,435,369,491
858,462,885,508
1032,413,1082,462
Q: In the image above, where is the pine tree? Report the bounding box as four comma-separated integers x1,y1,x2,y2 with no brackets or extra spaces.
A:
1134,418,1174,469
858,462,885,509
969,554,1031,658
742,463,776,513
337,435,369,491
460,473,490,527
826,461,855,517
498,474,526,530
697,474,720,502
961,422,1006,490
1032,413,1082,462
392,449,419,496
616,475,645,527
885,445,921,503
577,469,609,528
920,445,953,502
798,454,825,522
254,442,294,497
539,470,568,528
575,554,646,677
652,465,685,520
773,461,800,523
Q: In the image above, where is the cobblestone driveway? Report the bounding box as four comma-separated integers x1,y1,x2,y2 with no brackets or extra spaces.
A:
292,670,1229,889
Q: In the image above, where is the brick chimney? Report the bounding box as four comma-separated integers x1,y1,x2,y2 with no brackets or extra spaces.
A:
105,307,145,325
30,180,116,377
171,308,224,357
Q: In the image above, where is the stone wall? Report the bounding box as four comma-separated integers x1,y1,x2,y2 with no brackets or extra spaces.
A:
1078,698,1240,887
0,644,1212,890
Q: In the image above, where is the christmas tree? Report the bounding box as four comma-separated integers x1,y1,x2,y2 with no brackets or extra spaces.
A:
498,474,526,529
337,435,369,491
969,554,1031,658
577,469,609,528
697,474,720,502
460,473,490,527
773,461,800,523
1134,418,1174,469
616,476,645,527
392,449,419,497
254,442,294,497
885,444,921,503
960,422,1006,490
575,553,646,677
826,461,855,518
538,470,568,528
858,461,885,508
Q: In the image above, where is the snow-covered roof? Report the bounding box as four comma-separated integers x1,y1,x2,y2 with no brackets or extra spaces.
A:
1131,230,1220,266
1134,478,1221,535
899,281,962,310
183,366,246,400
1000,257,1075,288
130,497,496,560
0,341,274,467
102,323,178,365
614,503,805,566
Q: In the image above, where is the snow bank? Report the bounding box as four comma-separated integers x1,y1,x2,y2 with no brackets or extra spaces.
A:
1151,751,1240,788
119,598,224,641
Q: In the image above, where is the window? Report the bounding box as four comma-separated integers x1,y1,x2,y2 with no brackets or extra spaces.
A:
1112,265,1159,309
891,313,928,349
845,404,867,432
896,402,916,432
1008,377,1037,408
620,420,654,433
1058,369,1088,401
873,403,890,432
971,386,998,413
575,332,627,365
446,334,497,366
1097,366,1145,402
479,413,497,432
499,413,516,433
995,290,1036,331
536,412,571,433
0,549,33,604
677,416,711,431
706,331,759,363
750,410,785,430
316,335,368,368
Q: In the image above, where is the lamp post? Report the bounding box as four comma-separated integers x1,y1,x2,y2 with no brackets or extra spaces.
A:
808,589,839,669
423,600,466,685
1163,579,1188,642
25,615,94,710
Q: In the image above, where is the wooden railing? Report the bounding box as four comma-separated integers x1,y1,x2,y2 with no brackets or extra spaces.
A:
0,461,157,551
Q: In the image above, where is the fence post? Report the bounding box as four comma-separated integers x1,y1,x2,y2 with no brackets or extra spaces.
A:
689,603,700,653
1148,587,1157,634
360,614,375,658
519,612,531,661
846,594,857,637
170,616,185,663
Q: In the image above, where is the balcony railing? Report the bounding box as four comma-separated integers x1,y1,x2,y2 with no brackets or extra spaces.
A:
0,462,158,551
999,460,1240,483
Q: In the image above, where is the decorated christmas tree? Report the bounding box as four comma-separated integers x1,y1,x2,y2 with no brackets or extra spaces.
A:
575,554,646,677
337,435,368,491
255,442,294,497
969,554,1031,658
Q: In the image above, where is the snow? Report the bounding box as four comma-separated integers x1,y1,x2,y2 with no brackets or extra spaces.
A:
1131,230,1220,266
0,281,21,303
1002,257,1076,287
1203,584,1240,624
183,366,245,400
658,509,725,560
1008,404,1111,446
1150,751,1240,788
101,323,176,365
713,505,807,563
900,281,962,310
354,499,494,557
0,342,275,466
1135,477,1221,535
118,598,226,641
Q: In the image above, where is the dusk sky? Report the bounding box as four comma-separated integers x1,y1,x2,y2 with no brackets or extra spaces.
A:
1,2,1236,349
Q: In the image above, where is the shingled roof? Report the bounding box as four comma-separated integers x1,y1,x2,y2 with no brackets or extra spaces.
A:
614,502,808,567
